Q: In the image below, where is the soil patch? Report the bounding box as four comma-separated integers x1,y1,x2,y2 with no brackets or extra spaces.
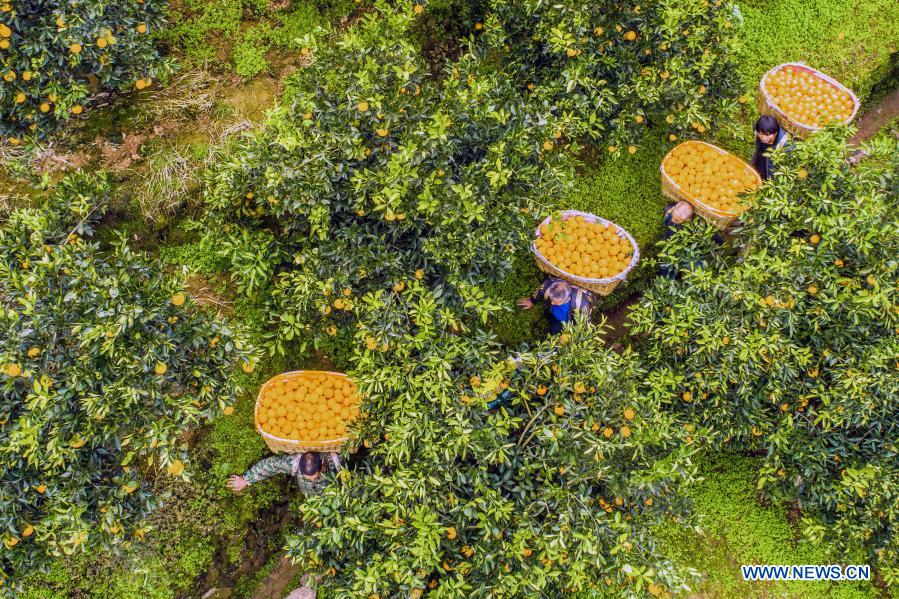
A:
251,554,303,599
850,86,899,144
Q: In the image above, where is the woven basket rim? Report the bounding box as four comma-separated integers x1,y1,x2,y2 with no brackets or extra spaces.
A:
759,62,860,132
659,140,762,218
255,370,353,449
530,210,640,286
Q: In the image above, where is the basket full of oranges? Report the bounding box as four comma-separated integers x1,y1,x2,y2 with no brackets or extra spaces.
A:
759,63,859,138
254,370,362,454
661,140,762,229
531,211,640,296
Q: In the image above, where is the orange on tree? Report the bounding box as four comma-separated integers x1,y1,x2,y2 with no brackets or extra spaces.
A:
1,0,166,139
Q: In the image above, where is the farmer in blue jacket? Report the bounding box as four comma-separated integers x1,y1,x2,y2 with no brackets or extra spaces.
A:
517,278,594,334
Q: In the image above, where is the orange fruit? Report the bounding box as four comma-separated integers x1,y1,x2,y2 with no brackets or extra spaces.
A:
663,142,760,214
535,216,633,279
258,373,362,441
764,66,854,127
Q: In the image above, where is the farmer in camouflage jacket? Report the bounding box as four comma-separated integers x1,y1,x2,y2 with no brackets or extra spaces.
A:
226,451,341,496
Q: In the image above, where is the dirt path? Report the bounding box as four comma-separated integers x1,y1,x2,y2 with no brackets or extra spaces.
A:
252,555,302,599
850,87,899,144
599,294,642,344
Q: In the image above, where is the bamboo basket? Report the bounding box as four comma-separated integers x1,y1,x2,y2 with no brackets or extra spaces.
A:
660,140,762,230
530,210,640,296
758,63,860,139
254,370,358,454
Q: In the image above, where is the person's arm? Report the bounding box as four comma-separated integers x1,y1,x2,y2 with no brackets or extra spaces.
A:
242,454,296,485
518,279,551,308
328,452,342,472
532,279,551,303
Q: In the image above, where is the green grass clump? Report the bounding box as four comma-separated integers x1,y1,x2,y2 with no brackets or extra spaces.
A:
736,0,899,103
161,0,245,63
657,452,878,598
163,0,357,77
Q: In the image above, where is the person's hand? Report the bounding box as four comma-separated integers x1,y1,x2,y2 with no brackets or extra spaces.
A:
227,475,248,493
517,298,533,309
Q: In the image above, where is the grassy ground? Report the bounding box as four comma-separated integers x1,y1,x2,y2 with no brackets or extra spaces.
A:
735,0,899,103
161,0,356,78
657,453,884,598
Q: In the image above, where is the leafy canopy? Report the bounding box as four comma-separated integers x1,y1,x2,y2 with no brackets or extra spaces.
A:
288,285,698,598
0,0,168,140
481,0,741,152
201,2,574,357
0,173,252,585
630,128,899,582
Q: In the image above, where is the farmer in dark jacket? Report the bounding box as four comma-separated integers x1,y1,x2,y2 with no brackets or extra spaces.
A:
517,278,594,334
751,115,789,180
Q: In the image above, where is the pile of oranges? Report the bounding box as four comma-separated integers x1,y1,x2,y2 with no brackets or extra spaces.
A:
663,142,760,214
764,66,855,128
534,216,633,280
257,373,362,442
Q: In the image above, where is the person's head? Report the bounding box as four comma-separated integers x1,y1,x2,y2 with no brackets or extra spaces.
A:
547,281,572,306
755,116,780,144
670,201,694,224
299,452,323,480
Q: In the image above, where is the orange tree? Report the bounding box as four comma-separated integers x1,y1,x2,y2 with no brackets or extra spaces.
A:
0,0,167,141
0,173,252,586
629,129,899,581
286,282,699,597
201,1,574,358
480,0,741,153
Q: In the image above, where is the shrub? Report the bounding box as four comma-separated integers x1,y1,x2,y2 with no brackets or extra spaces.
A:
0,173,253,586
202,2,573,357
481,0,742,152
630,128,899,582
287,284,700,597
0,0,168,141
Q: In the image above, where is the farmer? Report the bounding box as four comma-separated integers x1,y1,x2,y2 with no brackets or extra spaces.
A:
663,200,695,240
226,451,341,496
751,115,789,180
658,201,695,279
517,278,593,334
